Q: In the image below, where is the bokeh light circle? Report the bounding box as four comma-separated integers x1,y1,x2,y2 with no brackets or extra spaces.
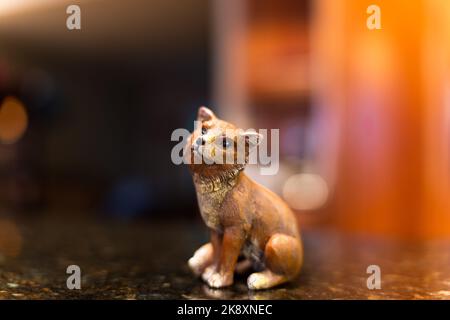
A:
0,96,28,144
282,173,329,211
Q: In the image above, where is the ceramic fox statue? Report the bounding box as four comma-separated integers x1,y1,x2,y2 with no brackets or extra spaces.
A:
186,106,303,290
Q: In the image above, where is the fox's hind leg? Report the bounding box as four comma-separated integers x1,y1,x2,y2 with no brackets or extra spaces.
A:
235,259,253,275
247,233,302,290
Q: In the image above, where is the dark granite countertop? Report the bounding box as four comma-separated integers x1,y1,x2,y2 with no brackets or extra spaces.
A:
0,218,450,299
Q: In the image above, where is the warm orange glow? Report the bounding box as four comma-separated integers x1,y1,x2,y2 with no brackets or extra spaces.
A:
323,0,450,239
0,96,28,144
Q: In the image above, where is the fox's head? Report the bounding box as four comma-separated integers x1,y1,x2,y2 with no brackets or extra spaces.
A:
185,107,262,178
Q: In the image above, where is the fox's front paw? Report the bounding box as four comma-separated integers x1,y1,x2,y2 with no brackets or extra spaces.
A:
188,243,214,276
188,256,207,276
201,265,216,282
202,267,233,288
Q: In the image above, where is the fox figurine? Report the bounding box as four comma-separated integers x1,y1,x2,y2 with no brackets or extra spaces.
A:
186,106,303,290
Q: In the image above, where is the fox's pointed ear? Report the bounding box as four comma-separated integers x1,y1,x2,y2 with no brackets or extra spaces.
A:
197,106,216,121
240,130,263,147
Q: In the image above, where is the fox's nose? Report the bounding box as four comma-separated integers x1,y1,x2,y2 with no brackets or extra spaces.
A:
195,136,205,146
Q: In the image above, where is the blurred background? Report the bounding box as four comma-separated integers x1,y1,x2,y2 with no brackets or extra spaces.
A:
1,0,450,246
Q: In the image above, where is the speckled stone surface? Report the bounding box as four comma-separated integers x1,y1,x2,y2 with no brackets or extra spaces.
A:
1,219,450,299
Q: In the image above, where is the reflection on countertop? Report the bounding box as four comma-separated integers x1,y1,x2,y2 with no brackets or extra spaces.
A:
0,218,450,300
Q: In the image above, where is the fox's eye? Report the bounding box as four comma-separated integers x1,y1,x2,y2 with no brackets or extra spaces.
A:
201,127,207,135
222,138,232,149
